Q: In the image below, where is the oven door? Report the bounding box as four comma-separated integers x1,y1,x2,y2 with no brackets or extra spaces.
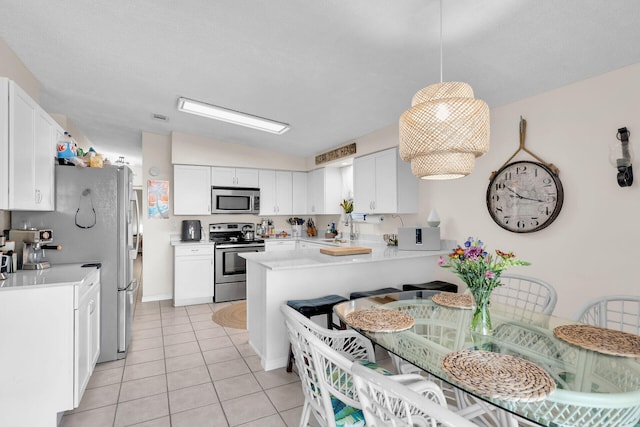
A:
215,245,264,284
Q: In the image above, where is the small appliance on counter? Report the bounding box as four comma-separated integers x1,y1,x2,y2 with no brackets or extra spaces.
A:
181,220,202,241
8,229,62,269
397,227,441,251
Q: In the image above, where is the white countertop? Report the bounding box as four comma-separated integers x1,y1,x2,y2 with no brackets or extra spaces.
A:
170,234,214,246
0,263,98,290
241,243,450,270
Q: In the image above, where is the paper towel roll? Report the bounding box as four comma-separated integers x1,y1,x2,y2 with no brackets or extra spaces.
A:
351,214,384,223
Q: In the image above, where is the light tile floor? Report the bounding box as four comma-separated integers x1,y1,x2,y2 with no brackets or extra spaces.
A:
60,256,394,427
61,299,313,427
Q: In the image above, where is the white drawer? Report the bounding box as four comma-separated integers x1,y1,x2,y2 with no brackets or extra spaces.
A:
175,245,214,257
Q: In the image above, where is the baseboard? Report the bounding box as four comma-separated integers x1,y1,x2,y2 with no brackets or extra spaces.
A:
141,293,172,303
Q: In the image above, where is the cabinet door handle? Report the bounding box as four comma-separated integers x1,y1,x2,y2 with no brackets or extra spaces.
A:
88,281,95,287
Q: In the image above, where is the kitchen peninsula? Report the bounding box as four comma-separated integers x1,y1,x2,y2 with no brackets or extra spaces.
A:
241,241,451,371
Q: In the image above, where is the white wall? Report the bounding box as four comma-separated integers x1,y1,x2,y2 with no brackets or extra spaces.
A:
426,63,640,317
141,132,174,301
0,38,39,102
172,132,307,171
142,63,640,317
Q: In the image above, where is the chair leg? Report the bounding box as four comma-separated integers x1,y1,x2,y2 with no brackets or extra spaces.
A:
286,343,294,373
326,312,334,329
298,400,311,427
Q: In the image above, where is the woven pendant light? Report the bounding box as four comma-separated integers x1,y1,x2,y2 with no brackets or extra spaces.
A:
399,1,490,180
399,82,489,179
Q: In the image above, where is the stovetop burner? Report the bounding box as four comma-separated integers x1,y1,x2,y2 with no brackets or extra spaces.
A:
209,222,264,245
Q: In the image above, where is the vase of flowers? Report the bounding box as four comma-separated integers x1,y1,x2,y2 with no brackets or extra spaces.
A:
439,237,530,336
340,199,354,239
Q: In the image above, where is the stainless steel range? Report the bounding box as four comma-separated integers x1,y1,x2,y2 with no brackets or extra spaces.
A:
210,223,265,302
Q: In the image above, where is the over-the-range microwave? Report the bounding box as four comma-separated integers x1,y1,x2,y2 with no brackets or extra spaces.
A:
211,186,260,214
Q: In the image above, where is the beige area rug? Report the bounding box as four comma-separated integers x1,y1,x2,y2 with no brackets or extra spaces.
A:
212,301,247,329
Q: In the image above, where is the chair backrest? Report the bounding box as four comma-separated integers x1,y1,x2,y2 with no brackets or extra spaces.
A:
308,328,368,410
573,295,640,334
281,304,375,362
491,274,557,321
282,304,340,427
351,363,478,427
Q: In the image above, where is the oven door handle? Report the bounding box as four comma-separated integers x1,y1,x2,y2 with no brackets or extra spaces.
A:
215,244,265,250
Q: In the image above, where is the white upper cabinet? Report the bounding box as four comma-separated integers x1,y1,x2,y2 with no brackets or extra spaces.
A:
353,147,418,214
0,78,60,211
291,171,307,216
306,167,341,215
259,169,292,215
173,165,211,215
211,166,259,188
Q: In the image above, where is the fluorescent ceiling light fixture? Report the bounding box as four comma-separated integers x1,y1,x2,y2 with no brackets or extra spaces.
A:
177,97,290,134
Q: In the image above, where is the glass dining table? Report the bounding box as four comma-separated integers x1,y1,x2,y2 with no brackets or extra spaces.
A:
333,290,640,427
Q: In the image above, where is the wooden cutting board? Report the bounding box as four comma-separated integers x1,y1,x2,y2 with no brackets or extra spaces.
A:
320,246,372,256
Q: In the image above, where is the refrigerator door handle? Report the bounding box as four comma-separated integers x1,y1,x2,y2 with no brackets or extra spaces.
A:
130,193,140,259
130,278,139,293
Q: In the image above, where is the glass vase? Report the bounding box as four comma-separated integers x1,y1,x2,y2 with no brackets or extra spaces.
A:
469,286,492,336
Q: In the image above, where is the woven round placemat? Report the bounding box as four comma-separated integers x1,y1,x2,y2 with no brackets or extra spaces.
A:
553,324,640,357
441,350,556,402
345,308,415,332
432,292,473,309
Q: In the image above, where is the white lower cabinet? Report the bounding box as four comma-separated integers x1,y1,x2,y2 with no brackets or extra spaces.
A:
297,240,333,249
265,240,296,251
0,266,100,426
75,277,101,407
174,245,215,306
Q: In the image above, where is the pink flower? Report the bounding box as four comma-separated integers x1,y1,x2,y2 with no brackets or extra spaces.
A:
438,256,446,266
485,271,495,279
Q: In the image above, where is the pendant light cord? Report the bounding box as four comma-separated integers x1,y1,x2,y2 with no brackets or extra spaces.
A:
439,0,443,83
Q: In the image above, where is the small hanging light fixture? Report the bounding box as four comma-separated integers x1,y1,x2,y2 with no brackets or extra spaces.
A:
399,0,490,180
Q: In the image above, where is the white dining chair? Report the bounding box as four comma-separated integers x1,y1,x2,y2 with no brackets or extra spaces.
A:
281,304,376,364
351,362,478,427
283,304,356,427
282,303,392,427
282,304,455,427
573,295,640,334
491,274,557,321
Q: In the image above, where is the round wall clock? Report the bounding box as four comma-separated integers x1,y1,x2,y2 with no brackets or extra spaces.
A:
486,161,564,233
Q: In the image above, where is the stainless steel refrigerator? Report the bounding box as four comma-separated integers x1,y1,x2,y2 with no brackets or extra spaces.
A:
12,164,140,362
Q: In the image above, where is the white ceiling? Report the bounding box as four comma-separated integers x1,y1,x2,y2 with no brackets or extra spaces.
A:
2,0,640,168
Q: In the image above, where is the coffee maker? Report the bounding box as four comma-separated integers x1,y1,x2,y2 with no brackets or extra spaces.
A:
8,229,62,270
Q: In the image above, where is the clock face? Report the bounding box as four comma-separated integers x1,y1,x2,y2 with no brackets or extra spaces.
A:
486,161,564,233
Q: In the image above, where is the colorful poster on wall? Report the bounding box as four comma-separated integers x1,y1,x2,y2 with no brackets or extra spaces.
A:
148,180,169,219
